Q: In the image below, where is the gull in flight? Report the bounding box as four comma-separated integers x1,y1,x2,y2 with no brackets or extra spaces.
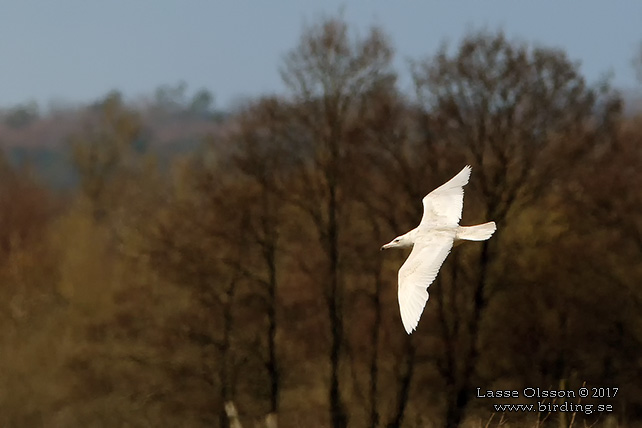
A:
380,166,496,334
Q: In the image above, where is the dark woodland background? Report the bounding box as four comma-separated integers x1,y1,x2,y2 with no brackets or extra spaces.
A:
1,16,642,428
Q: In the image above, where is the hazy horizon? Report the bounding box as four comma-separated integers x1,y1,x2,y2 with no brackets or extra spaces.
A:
1,1,641,109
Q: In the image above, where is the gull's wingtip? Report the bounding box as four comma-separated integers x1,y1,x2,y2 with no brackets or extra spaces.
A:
402,319,418,334
446,164,472,188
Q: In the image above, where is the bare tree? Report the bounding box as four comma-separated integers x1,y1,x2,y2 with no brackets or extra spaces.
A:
279,16,395,428
353,88,427,428
412,30,621,427
227,97,292,418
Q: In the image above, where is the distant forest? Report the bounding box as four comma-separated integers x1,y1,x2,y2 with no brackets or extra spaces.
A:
1,16,641,428
0,80,226,189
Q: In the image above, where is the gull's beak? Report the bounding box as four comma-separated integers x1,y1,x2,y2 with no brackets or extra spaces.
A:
380,242,391,251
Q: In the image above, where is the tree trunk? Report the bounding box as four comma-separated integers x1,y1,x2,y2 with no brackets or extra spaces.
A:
443,240,491,428
368,265,382,428
265,229,280,413
386,337,415,428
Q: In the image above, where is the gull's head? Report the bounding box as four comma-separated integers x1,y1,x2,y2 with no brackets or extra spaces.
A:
380,232,414,251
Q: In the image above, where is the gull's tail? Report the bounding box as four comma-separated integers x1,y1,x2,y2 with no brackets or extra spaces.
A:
456,222,496,241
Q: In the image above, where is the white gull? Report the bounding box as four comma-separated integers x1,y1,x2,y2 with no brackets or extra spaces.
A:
381,166,496,334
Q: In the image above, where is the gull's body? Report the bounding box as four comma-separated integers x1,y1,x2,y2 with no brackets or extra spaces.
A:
381,166,496,334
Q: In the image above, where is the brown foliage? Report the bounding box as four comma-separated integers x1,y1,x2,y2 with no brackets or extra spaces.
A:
0,17,641,428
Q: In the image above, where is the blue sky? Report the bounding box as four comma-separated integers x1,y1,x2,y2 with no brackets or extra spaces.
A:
1,1,640,109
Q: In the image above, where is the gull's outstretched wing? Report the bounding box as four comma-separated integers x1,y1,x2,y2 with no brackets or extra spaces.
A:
398,234,454,334
420,165,471,227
